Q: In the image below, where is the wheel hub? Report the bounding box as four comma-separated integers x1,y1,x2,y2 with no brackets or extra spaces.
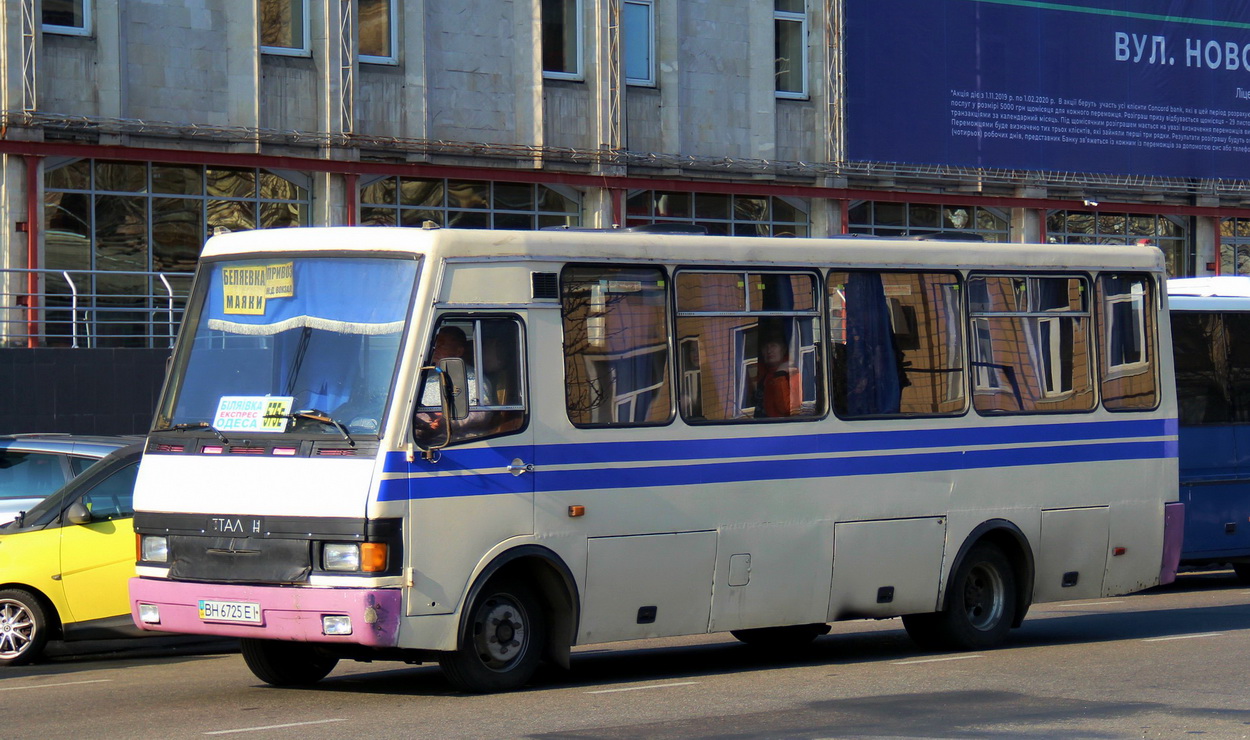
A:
476,597,527,667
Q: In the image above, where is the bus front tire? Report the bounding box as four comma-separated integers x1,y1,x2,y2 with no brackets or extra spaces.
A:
240,638,339,686
903,543,1016,651
440,579,546,693
0,589,49,666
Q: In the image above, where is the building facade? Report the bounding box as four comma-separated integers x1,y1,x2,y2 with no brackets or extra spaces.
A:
2,0,1249,352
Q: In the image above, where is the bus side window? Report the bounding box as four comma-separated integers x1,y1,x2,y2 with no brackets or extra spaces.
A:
414,317,527,447
829,270,964,418
1097,273,1158,411
1172,312,1231,425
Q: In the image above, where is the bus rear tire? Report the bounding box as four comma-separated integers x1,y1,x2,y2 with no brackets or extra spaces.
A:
440,579,546,693
730,623,830,649
903,543,1016,651
240,638,339,686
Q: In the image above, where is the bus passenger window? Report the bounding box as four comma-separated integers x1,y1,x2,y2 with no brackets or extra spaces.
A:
968,274,1094,415
675,270,823,422
562,265,673,427
1172,312,1231,425
829,270,964,418
1097,274,1158,411
413,317,527,447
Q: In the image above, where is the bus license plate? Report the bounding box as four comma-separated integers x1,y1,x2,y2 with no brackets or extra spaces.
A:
198,599,262,624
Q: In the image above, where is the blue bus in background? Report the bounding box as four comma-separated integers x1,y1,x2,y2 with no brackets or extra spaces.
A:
1169,277,1250,582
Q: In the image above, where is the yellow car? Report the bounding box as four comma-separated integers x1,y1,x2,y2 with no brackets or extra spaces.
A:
0,444,143,665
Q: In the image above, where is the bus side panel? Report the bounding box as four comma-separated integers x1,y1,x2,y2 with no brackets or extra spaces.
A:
1033,506,1108,602
1103,498,1167,596
827,517,946,620
579,531,716,643
707,520,834,632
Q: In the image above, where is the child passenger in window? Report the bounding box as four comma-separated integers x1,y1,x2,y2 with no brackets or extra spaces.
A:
753,336,802,417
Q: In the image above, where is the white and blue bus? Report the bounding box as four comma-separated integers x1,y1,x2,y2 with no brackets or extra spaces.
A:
129,227,1183,692
1168,276,1250,581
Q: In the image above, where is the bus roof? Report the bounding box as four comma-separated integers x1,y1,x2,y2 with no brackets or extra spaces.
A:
200,226,1167,273
1168,276,1250,311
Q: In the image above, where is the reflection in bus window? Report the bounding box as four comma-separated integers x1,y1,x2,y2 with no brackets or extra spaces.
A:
1172,312,1231,425
1097,274,1158,411
562,266,672,426
968,275,1094,414
675,271,822,422
828,271,964,418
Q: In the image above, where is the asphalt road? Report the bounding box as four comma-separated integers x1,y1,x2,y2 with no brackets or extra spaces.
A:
4,571,1249,739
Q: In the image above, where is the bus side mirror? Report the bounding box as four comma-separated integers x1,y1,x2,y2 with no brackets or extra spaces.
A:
439,357,470,421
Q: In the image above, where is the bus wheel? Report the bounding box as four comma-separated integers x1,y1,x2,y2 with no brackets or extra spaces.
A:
0,590,48,666
440,579,547,693
903,543,1016,651
730,623,830,649
240,638,339,686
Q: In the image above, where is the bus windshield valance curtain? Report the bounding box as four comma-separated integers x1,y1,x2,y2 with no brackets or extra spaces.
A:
206,259,415,336
845,272,902,416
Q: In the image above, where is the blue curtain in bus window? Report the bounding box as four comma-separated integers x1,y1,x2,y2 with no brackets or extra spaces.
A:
845,272,901,416
271,327,362,414
205,259,414,336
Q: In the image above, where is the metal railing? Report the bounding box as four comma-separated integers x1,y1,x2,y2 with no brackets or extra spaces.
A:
1,267,195,348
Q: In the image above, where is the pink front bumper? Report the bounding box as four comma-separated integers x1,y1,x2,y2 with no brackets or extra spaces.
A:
129,577,402,647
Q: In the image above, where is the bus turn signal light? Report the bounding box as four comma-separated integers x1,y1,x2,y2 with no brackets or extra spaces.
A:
361,542,388,572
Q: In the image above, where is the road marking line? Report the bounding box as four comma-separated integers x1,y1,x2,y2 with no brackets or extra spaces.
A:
893,655,985,665
586,681,701,694
1142,633,1222,642
203,719,347,735
1072,600,1124,606
0,679,112,691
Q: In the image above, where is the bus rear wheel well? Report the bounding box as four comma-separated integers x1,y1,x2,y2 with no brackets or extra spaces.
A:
947,522,1034,629
466,546,580,671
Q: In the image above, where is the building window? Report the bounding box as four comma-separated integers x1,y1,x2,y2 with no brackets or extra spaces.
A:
43,0,90,35
359,0,396,63
1046,210,1186,276
260,0,309,55
626,191,809,237
542,0,582,79
774,0,806,98
1218,217,1250,276
42,160,310,347
848,201,1009,242
360,178,580,229
623,0,654,86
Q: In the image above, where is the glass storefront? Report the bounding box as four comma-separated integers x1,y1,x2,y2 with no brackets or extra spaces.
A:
625,191,809,237
360,178,580,230
848,201,1009,242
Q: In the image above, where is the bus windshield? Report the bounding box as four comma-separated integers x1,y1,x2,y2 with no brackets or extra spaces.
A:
155,255,420,437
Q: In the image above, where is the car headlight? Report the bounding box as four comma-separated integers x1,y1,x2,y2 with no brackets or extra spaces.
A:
141,535,169,563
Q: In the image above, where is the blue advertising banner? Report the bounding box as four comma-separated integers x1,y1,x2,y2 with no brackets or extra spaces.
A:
845,0,1250,179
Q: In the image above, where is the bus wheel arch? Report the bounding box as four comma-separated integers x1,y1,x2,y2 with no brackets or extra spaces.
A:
904,521,1034,651
455,545,580,676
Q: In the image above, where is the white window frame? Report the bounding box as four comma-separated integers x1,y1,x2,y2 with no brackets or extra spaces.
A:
623,0,655,87
543,0,584,81
260,0,311,57
774,1,807,99
359,0,398,65
43,0,91,37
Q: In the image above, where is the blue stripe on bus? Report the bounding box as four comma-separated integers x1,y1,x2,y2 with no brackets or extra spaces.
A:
376,437,1177,502
380,417,1176,475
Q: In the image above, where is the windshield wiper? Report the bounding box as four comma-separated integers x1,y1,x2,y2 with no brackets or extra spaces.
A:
264,409,355,447
159,421,230,444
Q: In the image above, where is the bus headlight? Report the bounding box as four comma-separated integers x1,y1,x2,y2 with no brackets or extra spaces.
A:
323,543,361,571
141,535,169,563
323,542,388,572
